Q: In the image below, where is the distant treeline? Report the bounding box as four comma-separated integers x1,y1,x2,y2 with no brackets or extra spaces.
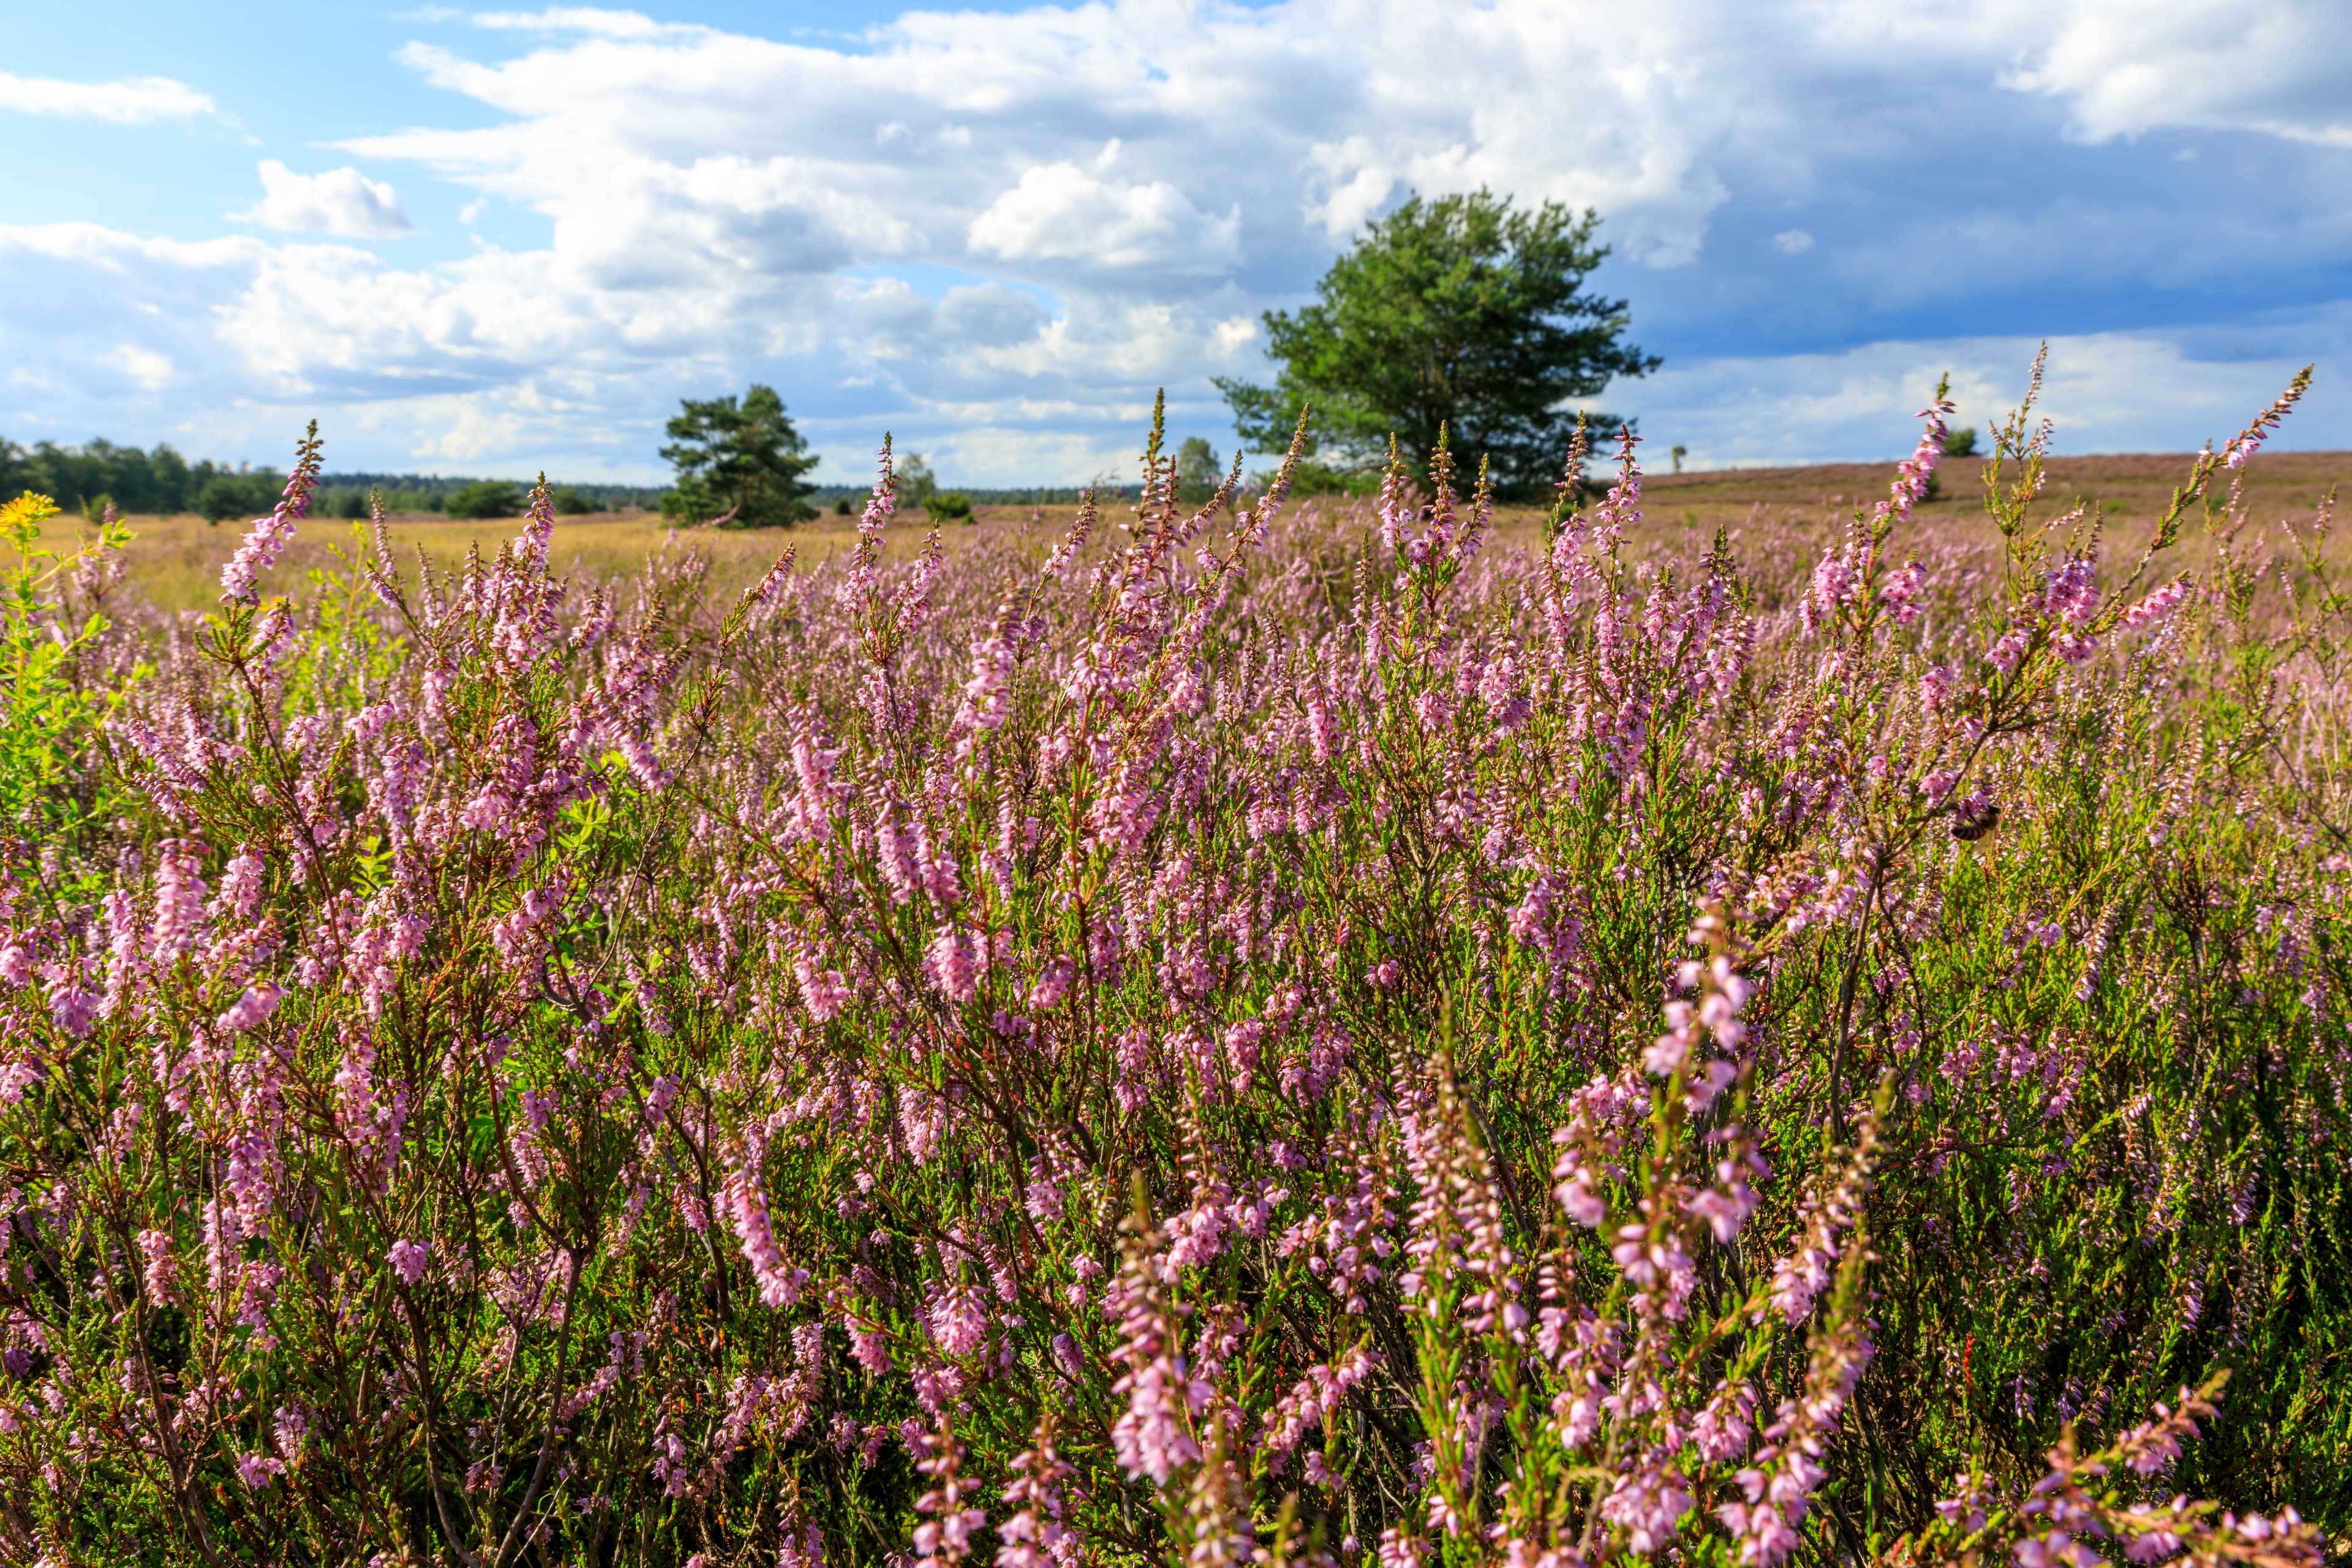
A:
808,483,1146,508
1,432,1147,526
323,472,666,512
0,435,663,522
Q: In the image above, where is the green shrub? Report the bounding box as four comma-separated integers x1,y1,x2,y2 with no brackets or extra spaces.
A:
445,478,526,519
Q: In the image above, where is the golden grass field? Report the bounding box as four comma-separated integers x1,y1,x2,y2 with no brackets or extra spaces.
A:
61,448,2352,617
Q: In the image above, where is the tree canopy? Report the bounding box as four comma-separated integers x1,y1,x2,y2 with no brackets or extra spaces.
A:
659,384,818,528
1216,189,1657,497
1175,437,1224,503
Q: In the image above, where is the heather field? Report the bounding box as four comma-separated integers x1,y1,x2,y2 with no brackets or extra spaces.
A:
5,374,2352,1568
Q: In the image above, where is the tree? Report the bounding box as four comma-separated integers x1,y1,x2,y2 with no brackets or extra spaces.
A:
197,470,282,526
1942,426,1979,458
446,480,525,520
1216,189,1657,497
659,384,818,528
1175,437,1223,503
895,453,937,513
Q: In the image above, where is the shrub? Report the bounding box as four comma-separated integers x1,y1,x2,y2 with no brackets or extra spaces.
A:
1942,425,1980,458
197,472,282,526
925,489,974,522
445,478,526,519
551,486,600,516
0,378,2338,1568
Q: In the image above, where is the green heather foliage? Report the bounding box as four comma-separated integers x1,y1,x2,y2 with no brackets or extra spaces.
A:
0,368,2343,1568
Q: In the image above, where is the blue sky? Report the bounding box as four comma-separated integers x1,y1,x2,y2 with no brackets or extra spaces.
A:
2,0,2348,484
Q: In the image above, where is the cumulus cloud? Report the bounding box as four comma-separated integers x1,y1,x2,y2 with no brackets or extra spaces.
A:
1632,330,2331,469
968,160,1242,273
2004,1,2352,146
0,71,216,124
1771,230,1815,255
232,162,414,238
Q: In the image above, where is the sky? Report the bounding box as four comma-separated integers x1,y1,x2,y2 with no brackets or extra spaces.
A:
1,0,2348,485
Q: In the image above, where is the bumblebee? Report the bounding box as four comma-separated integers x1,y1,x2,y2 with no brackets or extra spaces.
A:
1950,799,2002,843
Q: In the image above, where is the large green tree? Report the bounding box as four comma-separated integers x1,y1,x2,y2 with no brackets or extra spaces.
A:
659,383,818,527
1216,189,1657,496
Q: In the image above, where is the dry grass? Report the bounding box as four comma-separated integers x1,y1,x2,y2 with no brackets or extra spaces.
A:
65,448,2352,617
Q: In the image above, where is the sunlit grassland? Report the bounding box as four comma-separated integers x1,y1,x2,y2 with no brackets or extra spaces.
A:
66,448,2352,616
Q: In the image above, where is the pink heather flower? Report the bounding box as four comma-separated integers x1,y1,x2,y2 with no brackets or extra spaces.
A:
137,1227,176,1305
2122,578,2190,630
1879,559,1926,626
213,849,266,921
216,981,282,1035
1986,628,2029,677
1026,955,1076,1012
929,926,979,1003
386,1239,430,1286
1687,1140,1767,1244
1377,1528,1428,1568
795,950,850,1021
219,427,323,603
1921,769,1957,802
911,1419,987,1568
43,964,99,1036
722,1164,809,1310
1600,1457,1693,1556
2041,554,2099,626
1221,1020,1264,1091
997,1423,1081,1568
925,1276,990,1359
235,1450,285,1491
1801,552,1854,638
1692,1379,1758,1463
1109,1240,1208,1483
148,839,208,967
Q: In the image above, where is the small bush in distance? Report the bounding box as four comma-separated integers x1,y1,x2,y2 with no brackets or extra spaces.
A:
445,478,526,519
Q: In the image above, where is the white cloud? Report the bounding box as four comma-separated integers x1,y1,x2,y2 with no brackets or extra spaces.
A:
968,164,1241,273
0,71,216,124
1771,229,1815,255
2003,2,2352,147
232,162,414,238
1629,332,2330,469
469,7,705,39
